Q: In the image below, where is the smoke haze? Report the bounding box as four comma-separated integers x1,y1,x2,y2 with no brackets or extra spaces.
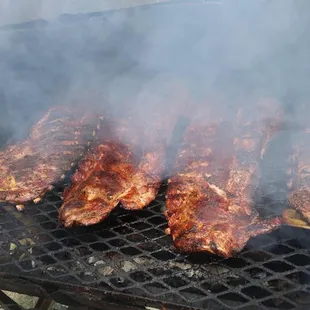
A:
0,0,309,144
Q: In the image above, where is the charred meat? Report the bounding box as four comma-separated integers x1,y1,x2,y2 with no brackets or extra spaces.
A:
59,117,168,227
0,106,100,206
165,100,283,258
286,111,310,224
58,83,184,228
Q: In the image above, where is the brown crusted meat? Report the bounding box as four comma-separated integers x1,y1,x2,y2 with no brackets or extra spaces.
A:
58,75,188,228
59,76,190,227
119,141,166,210
0,106,100,206
165,100,283,258
58,117,168,227
287,108,310,223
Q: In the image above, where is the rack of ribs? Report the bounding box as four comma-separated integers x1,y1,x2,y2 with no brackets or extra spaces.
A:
285,104,310,227
59,112,173,227
165,99,283,257
0,106,100,209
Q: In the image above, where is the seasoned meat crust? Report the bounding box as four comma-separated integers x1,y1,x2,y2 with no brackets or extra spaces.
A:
59,117,167,227
165,100,283,258
58,84,186,228
0,106,100,205
287,125,310,223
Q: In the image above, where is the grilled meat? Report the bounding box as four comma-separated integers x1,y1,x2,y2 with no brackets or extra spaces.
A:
287,115,310,223
59,76,191,227
165,100,283,257
58,117,168,227
0,106,100,206
119,140,166,211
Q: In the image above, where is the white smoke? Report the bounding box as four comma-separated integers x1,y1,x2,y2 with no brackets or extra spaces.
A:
0,0,309,147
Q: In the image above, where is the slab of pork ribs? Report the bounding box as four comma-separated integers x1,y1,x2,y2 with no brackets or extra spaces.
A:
287,106,310,224
0,106,100,208
165,100,283,257
59,111,174,227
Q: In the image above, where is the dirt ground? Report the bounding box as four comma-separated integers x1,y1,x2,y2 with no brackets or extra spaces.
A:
1,290,69,309
0,1,167,308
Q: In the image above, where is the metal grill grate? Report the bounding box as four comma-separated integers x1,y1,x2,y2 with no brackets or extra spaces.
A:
1,132,310,310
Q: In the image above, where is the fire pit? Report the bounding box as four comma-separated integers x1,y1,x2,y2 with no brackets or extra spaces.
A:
1,1,310,309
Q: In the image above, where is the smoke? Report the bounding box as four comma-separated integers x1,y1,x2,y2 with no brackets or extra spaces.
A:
0,1,309,145
137,0,309,99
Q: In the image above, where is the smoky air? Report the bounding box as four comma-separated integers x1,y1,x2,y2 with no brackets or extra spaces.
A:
0,0,309,156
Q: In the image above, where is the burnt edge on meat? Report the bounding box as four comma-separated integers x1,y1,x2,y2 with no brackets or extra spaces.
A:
0,106,101,206
165,100,283,258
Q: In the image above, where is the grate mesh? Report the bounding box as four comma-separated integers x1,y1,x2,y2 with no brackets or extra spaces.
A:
0,132,310,310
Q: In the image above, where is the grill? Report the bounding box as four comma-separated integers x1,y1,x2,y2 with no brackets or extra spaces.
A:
1,1,310,310
1,126,310,310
